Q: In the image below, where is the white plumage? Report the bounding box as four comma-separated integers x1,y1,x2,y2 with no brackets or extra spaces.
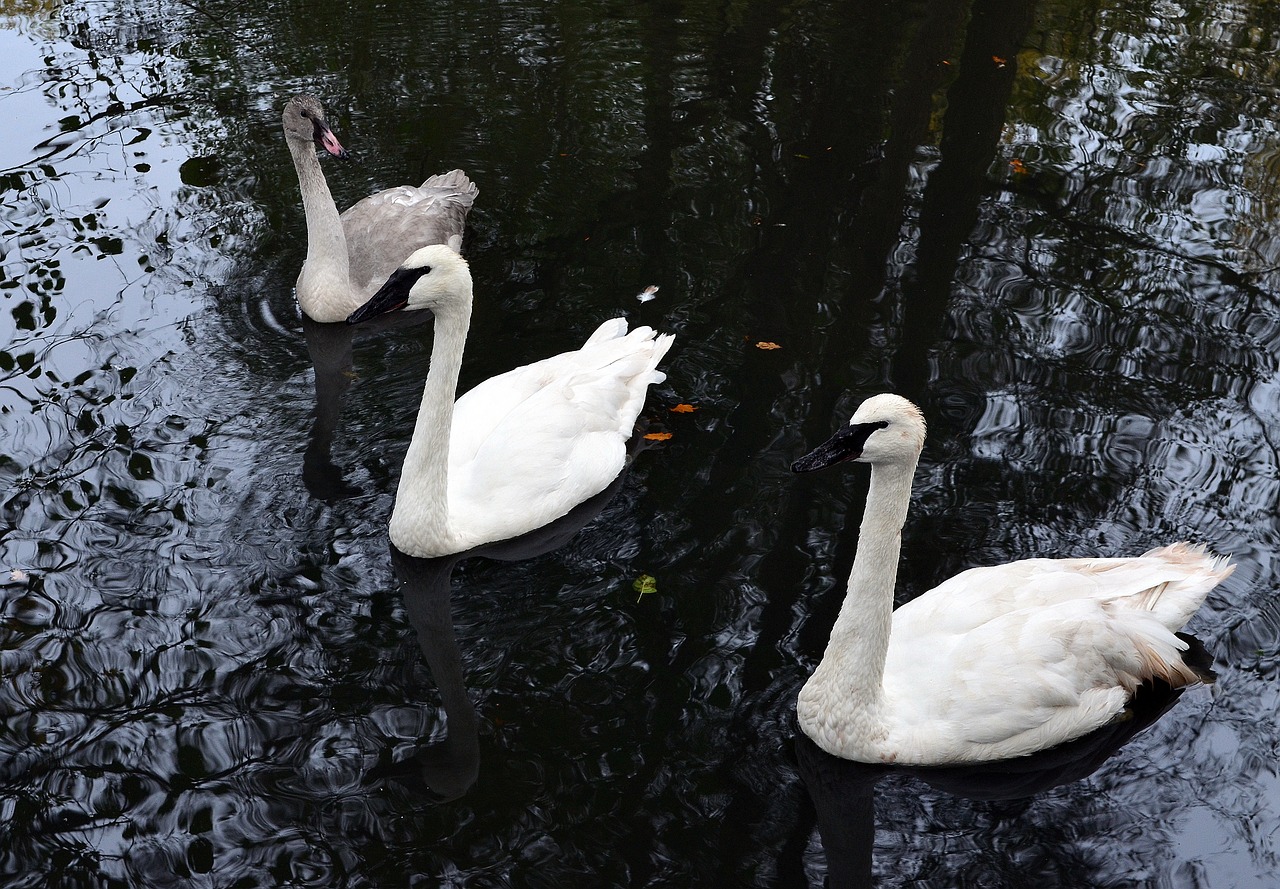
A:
793,393,1231,765
282,94,479,323
348,244,673,558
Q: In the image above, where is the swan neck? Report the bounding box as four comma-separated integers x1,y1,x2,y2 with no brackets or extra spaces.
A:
289,138,350,291
391,302,472,555
815,460,917,707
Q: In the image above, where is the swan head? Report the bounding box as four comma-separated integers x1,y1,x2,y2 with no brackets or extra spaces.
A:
792,394,926,472
347,245,473,324
282,94,348,158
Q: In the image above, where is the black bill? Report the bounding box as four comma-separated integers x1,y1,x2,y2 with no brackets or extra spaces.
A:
791,420,888,472
347,265,429,324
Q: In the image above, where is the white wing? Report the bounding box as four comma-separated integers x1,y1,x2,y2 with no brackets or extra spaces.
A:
445,320,673,546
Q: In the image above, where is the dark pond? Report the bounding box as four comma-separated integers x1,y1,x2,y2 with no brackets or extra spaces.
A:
2,0,1279,885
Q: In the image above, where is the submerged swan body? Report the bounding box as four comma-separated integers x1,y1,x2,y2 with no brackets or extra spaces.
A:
282,94,479,323
348,245,673,557
793,394,1231,765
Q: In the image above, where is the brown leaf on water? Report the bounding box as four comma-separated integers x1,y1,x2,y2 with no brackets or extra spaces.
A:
755,341,782,350
643,431,673,441
1009,158,1027,174
670,403,697,413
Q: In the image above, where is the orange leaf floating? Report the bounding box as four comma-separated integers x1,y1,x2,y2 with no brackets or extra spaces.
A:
755,341,782,350
670,403,697,414
644,431,673,441
1009,158,1027,174
992,55,1007,67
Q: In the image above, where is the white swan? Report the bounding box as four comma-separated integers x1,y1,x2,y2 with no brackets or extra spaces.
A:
282,94,479,323
347,244,674,557
793,394,1231,765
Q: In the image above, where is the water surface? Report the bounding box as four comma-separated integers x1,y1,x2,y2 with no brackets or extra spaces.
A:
2,0,1279,886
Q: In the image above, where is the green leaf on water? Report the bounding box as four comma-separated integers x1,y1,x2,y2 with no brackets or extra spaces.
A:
633,574,657,602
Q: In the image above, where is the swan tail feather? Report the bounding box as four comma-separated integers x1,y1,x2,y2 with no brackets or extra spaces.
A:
648,333,676,382
420,169,479,202
584,317,631,346
1110,613,1214,692
1129,542,1233,627
581,320,673,384
569,323,674,435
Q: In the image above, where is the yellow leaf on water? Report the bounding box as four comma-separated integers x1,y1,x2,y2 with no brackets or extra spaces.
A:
643,431,673,441
670,403,697,413
755,341,782,350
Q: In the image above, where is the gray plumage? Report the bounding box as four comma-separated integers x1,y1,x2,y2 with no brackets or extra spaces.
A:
282,94,479,323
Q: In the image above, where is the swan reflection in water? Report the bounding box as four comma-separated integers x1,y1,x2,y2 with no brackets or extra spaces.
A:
370,471,634,802
797,656,1214,889
300,311,431,502
378,546,478,803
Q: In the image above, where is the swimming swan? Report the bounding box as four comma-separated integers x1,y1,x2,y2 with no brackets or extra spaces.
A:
347,245,674,557
792,393,1231,765
282,94,479,323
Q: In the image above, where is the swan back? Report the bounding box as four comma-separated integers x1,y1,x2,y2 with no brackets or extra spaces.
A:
341,170,479,299
438,319,672,553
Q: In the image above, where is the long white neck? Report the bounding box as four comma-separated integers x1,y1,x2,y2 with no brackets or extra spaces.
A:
804,459,916,719
289,138,351,320
389,301,472,556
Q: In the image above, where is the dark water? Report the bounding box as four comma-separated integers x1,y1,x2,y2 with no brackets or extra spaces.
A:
2,0,1279,886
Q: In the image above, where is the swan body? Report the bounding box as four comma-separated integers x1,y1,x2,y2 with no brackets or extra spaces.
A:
348,245,673,557
793,394,1231,765
282,94,479,322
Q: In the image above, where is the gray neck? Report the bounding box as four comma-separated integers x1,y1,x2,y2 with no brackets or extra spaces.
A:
288,138,350,289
